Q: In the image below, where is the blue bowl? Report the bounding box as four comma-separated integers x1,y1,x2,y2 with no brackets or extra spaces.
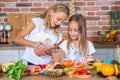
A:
101,59,112,64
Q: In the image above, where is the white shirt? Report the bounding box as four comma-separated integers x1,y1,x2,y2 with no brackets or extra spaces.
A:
59,40,96,62
23,18,62,65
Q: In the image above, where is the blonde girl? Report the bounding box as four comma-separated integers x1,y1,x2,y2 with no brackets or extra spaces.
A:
15,3,70,65
59,14,96,63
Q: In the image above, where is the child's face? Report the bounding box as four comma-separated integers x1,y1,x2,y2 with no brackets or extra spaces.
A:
49,10,68,28
68,21,79,41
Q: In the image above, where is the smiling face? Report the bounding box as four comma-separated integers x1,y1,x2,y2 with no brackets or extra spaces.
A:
67,14,87,54
68,21,79,41
49,10,68,28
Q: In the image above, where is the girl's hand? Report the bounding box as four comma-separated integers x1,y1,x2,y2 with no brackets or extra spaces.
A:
34,39,54,56
34,42,46,56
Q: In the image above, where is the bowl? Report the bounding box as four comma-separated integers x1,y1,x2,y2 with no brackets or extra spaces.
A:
101,59,112,64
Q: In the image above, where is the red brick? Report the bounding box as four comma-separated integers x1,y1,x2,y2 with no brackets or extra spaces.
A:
75,2,86,6
83,7,100,11
86,16,100,20
114,6,120,10
87,2,95,6
33,3,41,7
0,3,5,7
16,3,32,7
98,21,109,25
111,6,115,10
20,0,27,2
101,16,109,20
115,1,120,5
87,21,96,25
87,26,100,31
101,6,109,10
42,3,55,7
96,11,109,15
3,8,19,12
21,8,29,12
2,0,19,2
96,1,112,5
87,12,95,15
30,8,46,12
102,26,110,30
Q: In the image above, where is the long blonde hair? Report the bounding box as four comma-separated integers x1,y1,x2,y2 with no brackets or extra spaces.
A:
67,14,87,56
40,3,70,35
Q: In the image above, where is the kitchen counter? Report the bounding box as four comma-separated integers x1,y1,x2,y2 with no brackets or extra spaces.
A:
0,70,118,80
93,41,120,48
0,44,25,50
0,41,120,50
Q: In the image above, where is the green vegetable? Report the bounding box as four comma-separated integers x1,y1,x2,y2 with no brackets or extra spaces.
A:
63,68,69,72
5,60,26,80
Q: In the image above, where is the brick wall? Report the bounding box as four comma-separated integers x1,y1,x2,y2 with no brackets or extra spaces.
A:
0,0,120,41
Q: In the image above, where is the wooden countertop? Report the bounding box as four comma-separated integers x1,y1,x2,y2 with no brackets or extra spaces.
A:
93,41,120,48
0,44,25,50
0,41,120,50
0,70,118,80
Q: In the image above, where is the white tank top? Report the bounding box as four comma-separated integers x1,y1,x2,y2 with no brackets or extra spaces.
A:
23,18,62,65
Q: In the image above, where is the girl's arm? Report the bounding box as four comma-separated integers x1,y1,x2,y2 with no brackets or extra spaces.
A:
15,20,37,47
15,20,45,56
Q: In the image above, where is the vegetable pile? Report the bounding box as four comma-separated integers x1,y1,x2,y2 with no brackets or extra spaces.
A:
5,60,26,80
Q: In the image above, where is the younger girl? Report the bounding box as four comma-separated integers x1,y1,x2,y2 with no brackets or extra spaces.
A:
59,14,96,63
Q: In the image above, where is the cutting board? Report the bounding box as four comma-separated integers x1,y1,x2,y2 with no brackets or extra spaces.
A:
7,13,39,43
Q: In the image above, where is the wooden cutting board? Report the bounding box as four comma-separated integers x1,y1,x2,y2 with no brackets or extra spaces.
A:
7,14,25,43
7,13,39,43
